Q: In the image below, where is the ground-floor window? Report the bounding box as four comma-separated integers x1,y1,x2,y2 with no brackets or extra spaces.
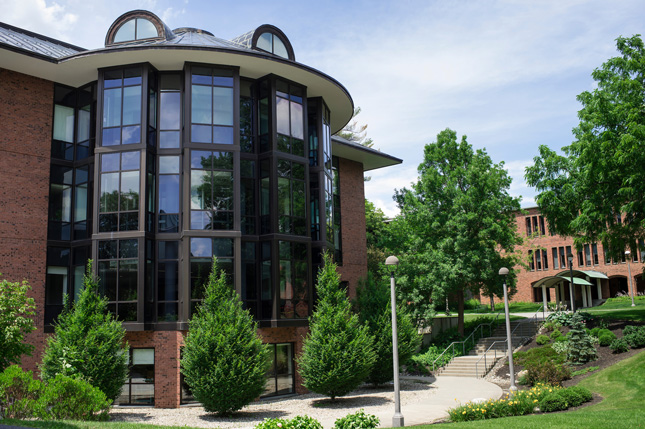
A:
263,343,294,397
116,348,155,405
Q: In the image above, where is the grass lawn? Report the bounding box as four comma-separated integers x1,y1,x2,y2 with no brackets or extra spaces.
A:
411,349,645,428
585,296,645,322
462,301,543,315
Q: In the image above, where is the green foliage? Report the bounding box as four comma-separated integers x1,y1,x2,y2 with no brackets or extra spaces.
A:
182,258,269,415
589,327,601,337
0,365,43,419
297,254,376,400
525,360,571,386
353,274,421,385
514,345,565,367
610,338,630,353
0,276,36,371
546,311,575,327
538,392,568,412
525,35,645,253
566,314,597,364
623,325,639,336
390,128,522,332
542,321,561,332
624,326,645,348
255,416,322,429
551,340,569,355
568,386,593,403
406,345,457,374
549,329,562,340
365,200,390,277
536,335,550,345
36,374,110,421
598,330,616,347
40,261,128,402
333,409,379,429
570,366,599,377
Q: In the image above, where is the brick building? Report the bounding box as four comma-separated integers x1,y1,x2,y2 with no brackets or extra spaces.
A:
0,10,401,407
509,206,645,310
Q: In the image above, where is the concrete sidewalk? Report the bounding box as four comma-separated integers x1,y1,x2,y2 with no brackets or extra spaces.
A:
319,375,503,428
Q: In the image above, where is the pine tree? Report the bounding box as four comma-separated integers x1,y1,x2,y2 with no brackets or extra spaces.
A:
40,261,129,402
181,258,269,415
297,253,376,400
354,273,420,385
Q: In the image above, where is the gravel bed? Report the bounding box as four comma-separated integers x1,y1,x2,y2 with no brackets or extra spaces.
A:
110,378,436,428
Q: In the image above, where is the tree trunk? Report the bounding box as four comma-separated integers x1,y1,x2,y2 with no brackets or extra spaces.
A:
457,290,465,336
489,294,495,312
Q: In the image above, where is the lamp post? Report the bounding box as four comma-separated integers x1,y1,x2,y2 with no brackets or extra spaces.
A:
499,267,517,392
385,255,404,427
567,254,576,313
625,250,636,307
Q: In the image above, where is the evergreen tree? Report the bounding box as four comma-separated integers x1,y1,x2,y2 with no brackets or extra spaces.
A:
297,253,376,400
181,258,269,415
354,273,421,385
41,261,128,402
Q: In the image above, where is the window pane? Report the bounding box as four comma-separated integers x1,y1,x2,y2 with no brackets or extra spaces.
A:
213,126,234,144
191,151,212,169
122,125,141,145
212,171,233,210
159,175,179,213
273,37,288,58
118,260,138,301
100,173,119,212
75,184,88,222
160,92,180,130
191,85,212,124
123,86,142,125
102,128,120,146
158,261,178,301
257,33,272,51
276,96,289,136
213,87,233,126
290,101,303,139
191,125,211,143
136,18,158,39
278,178,290,216
121,151,140,170
103,88,122,128
159,156,180,174
160,131,180,148
190,170,210,210
120,171,140,211
114,20,135,43
53,105,74,142
190,237,212,257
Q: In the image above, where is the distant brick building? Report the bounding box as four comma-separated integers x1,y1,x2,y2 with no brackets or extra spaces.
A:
507,207,645,309
0,10,400,407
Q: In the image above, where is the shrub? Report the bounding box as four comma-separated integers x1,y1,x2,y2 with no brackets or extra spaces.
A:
333,409,379,429
298,254,376,400
571,366,598,377
543,321,559,332
538,392,568,412
291,415,324,429
610,338,630,353
0,365,42,419
568,386,593,403
41,261,128,402
623,325,638,336
525,360,571,386
624,326,645,348
536,335,550,345
406,344,456,375
589,327,601,337
551,341,569,355
256,418,290,429
598,331,616,347
557,388,584,407
0,276,36,371
354,274,420,385
37,374,110,421
514,345,565,367
182,258,270,415
566,314,597,364
549,330,563,341
546,311,573,327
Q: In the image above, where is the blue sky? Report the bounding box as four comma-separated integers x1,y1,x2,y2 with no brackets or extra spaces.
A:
3,0,645,216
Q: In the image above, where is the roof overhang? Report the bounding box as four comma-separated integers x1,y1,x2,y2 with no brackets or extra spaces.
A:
331,137,402,172
0,44,354,134
533,273,597,288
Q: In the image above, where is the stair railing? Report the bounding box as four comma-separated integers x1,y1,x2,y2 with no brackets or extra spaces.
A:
510,307,544,342
474,340,508,378
431,311,504,373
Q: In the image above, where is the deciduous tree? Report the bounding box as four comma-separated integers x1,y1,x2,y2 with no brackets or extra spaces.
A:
525,35,645,257
393,129,522,334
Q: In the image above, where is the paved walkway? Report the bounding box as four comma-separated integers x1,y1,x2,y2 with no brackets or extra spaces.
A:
319,376,503,428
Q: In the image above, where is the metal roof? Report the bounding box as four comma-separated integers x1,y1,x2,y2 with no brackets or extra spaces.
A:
331,135,402,172
0,22,84,60
531,269,608,288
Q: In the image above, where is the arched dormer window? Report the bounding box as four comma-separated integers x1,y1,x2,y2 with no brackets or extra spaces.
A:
105,10,171,46
251,25,295,60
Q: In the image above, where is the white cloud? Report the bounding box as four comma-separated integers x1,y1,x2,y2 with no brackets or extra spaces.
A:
1,0,78,42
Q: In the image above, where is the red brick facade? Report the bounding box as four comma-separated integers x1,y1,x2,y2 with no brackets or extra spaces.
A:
505,207,645,306
0,68,53,374
336,158,368,299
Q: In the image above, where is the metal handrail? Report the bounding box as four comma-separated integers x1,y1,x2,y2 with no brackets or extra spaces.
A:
474,340,508,378
431,311,504,372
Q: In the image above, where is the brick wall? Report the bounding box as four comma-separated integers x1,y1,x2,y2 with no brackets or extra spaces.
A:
336,158,367,299
0,68,53,373
501,207,644,306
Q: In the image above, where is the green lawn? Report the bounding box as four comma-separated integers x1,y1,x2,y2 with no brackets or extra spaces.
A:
0,420,201,429
463,301,543,315
585,296,645,322
411,349,645,428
